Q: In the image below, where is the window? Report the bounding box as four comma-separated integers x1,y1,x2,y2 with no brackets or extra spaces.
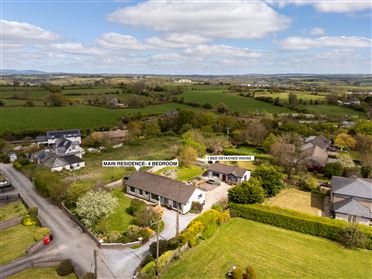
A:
347,215,357,223
139,190,143,195
129,186,135,192
151,193,159,200
145,191,148,195
198,194,203,199
173,201,179,208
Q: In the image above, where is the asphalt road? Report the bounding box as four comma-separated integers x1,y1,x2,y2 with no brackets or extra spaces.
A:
0,164,198,279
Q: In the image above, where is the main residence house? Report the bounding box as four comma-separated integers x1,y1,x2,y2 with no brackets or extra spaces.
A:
207,163,250,184
331,176,372,225
125,171,206,214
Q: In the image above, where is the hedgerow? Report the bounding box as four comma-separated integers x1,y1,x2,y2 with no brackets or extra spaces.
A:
230,203,372,250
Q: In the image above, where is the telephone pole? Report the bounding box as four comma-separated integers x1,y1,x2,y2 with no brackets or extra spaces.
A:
94,249,98,279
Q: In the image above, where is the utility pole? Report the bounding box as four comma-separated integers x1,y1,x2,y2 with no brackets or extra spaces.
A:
94,249,98,279
156,220,160,278
226,127,230,142
176,205,180,237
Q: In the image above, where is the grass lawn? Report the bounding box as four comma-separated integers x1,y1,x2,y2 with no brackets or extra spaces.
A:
255,92,325,102
162,218,372,279
98,188,133,233
8,267,78,279
180,89,292,114
155,165,205,181
222,161,256,171
0,224,38,264
264,188,324,216
0,200,28,221
306,104,365,117
0,103,195,133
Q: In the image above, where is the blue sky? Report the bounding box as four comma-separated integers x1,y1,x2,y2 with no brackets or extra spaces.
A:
2,0,371,74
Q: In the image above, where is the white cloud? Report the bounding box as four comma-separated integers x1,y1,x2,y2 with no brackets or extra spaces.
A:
146,33,209,48
309,27,326,36
185,44,263,58
1,19,59,43
107,0,290,39
268,0,371,13
280,36,372,50
50,43,103,55
96,32,145,50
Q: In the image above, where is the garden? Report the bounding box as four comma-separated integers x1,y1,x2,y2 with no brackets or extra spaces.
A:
155,165,205,181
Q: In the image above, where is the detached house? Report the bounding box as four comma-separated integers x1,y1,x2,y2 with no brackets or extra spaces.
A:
207,163,250,184
37,129,81,145
125,171,206,214
301,135,331,170
331,176,372,225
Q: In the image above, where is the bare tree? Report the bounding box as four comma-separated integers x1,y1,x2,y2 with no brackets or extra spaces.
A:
356,135,372,168
271,132,304,179
244,121,269,147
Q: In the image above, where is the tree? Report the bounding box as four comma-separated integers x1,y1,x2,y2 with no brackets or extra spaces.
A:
356,135,372,168
244,265,256,279
339,223,368,249
133,206,163,228
270,133,304,179
178,145,198,166
43,94,65,106
355,120,372,136
244,121,268,147
75,190,118,229
288,92,298,106
228,178,265,204
323,162,343,178
262,133,277,152
326,93,339,105
361,166,371,178
334,133,356,150
65,182,92,208
215,102,229,114
252,165,284,197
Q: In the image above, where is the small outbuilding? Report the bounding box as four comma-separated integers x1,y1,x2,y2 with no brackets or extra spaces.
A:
207,163,250,184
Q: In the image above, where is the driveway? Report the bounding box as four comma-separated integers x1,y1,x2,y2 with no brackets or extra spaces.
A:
0,164,199,279
203,182,231,211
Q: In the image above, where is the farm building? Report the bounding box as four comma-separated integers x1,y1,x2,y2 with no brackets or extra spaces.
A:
331,176,372,225
207,163,250,184
125,171,206,214
91,129,128,143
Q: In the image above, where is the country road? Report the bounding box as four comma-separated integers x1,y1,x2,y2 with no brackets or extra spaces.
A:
0,164,197,278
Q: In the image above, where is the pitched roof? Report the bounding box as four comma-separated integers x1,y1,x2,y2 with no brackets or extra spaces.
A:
91,129,128,140
302,145,328,167
207,163,248,178
46,129,81,140
333,198,372,219
40,153,83,168
126,171,198,204
305,135,330,150
332,176,372,200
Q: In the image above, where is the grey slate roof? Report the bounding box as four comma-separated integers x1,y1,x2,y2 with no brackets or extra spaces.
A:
305,135,330,150
39,153,83,168
303,145,328,167
333,198,372,219
207,163,248,178
46,129,81,140
126,171,197,204
332,176,372,200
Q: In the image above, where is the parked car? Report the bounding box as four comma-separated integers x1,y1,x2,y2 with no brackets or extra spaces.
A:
207,178,221,185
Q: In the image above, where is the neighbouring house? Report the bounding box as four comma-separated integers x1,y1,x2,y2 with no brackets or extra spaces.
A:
331,176,372,225
37,129,81,145
8,152,17,162
207,163,250,184
91,129,128,143
125,171,206,214
32,130,84,172
301,135,331,170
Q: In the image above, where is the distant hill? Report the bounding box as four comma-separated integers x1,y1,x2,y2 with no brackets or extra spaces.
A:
0,69,46,75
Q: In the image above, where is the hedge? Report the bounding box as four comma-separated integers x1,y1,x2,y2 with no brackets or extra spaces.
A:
230,203,372,250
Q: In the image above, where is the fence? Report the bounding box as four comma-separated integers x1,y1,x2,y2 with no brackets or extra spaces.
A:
0,193,21,201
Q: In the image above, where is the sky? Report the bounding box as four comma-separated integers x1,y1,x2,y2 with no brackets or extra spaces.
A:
1,0,372,74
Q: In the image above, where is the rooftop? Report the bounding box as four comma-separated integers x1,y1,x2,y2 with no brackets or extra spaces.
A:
207,163,248,178
333,198,372,219
332,176,372,200
46,129,81,140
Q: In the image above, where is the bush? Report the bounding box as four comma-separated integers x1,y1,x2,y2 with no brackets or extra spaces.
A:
149,238,179,258
339,223,368,249
57,259,75,276
252,165,284,197
323,162,343,178
125,225,154,243
34,227,50,241
22,215,38,226
107,231,122,243
28,207,38,218
232,267,243,279
138,260,156,279
133,206,162,228
244,265,256,279
140,255,155,268
126,198,147,215
228,178,265,204
190,201,203,213
82,272,94,279
230,203,372,250
13,161,22,171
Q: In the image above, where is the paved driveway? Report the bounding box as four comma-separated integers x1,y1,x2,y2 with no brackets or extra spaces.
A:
0,164,199,279
203,182,231,211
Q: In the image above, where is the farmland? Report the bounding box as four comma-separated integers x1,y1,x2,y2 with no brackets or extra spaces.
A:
0,104,194,133
255,92,326,102
162,218,372,279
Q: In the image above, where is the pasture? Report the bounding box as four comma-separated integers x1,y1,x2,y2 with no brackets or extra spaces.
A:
162,218,372,279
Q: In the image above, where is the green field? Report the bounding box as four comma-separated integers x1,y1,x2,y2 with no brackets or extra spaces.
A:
162,218,372,279
98,188,134,234
255,92,325,102
180,89,292,114
0,224,37,264
0,200,28,221
0,104,194,133
306,105,365,117
8,268,77,279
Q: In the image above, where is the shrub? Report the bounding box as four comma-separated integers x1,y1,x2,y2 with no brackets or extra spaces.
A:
138,260,156,279
22,215,38,226
126,198,147,215
82,272,94,279
252,165,284,197
232,267,243,279
149,239,180,258
107,231,122,243
158,250,175,272
28,207,38,218
323,162,343,178
13,161,22,171
228,178,265,204
126,225,142,241
339,223,368,249
133,206,162,228
34,227,50,241
57,259,75,276
244,265,256,279
230,203,372,250
190,201,203,213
